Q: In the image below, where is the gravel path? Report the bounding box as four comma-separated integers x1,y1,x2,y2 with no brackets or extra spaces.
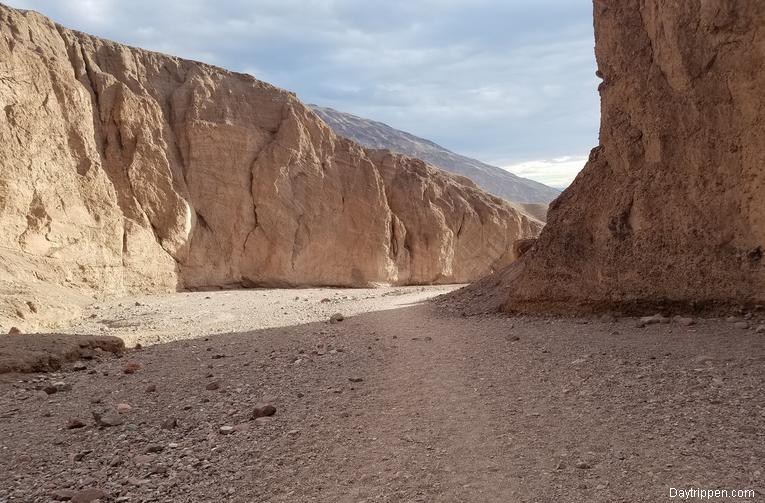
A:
1,292,764,502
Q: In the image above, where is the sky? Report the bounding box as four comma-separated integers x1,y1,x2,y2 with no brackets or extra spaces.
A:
7,0,600,189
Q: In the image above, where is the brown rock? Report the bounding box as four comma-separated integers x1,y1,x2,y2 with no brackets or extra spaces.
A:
205,381,221,391
252,403,277,419
145,384,157,393
52,488,77,501
161,418,178,430
70,488,106,503
66,418,86,429
453,1,765,314
329,313,344,324
676,317,696,327
122,362,141,374
0,4,540,327
8,327,21,336
92,411,123,428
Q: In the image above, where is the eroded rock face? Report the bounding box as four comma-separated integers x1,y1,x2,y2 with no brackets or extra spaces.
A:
0,5,541,328
478,0,765,314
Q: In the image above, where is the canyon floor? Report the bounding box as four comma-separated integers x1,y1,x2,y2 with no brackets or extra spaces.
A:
1,286,764,502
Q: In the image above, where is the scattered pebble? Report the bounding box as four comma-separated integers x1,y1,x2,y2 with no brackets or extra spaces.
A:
92,411,124,427
638,314,669,327
676,317,695,326
70,488,107,502
51,488,77,501
329,313,344,324
44,381,70,394
122,362,141,374
66,418,86,429
205,381,221,391
252,403,277,419
158,418,178,430
219,425,235,435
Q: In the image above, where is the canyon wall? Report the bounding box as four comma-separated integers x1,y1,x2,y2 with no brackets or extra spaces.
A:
0,4,540,328
468,0,765,314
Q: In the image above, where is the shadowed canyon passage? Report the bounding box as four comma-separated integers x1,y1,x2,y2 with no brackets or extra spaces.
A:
2,0,765,502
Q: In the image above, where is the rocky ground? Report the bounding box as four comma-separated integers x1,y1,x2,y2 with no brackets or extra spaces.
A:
1,288,764,502
58,285,459,348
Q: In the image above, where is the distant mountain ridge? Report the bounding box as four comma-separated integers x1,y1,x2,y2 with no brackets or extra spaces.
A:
310,105,561,205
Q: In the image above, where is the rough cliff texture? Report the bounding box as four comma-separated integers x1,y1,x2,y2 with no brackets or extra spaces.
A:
460,0,765,314
0,4,541,329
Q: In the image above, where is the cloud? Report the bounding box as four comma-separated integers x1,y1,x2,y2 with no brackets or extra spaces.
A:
502,156,588,189
5,0,598,187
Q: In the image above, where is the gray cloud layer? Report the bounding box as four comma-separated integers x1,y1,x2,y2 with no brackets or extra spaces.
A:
8,0,600,175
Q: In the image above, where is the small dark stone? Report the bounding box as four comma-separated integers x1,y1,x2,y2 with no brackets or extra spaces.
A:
161,418,178,430
252,403,277,419
92,411,123,428
71,488,107,502
52,488,77,501
66,418,86,429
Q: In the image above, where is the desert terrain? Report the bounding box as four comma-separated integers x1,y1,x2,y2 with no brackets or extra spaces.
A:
1,289,764,502
1,1,764,502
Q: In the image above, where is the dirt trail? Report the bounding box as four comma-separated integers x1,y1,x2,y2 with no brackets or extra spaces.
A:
1,298,763,502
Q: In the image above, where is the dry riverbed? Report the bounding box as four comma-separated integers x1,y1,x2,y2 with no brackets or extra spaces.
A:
1,287,764,502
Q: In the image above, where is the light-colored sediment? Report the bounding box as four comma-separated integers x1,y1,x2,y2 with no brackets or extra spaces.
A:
60,285,460,348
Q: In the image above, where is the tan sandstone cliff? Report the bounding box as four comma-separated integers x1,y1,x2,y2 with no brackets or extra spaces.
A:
0,4,541,329
456,0,765,315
